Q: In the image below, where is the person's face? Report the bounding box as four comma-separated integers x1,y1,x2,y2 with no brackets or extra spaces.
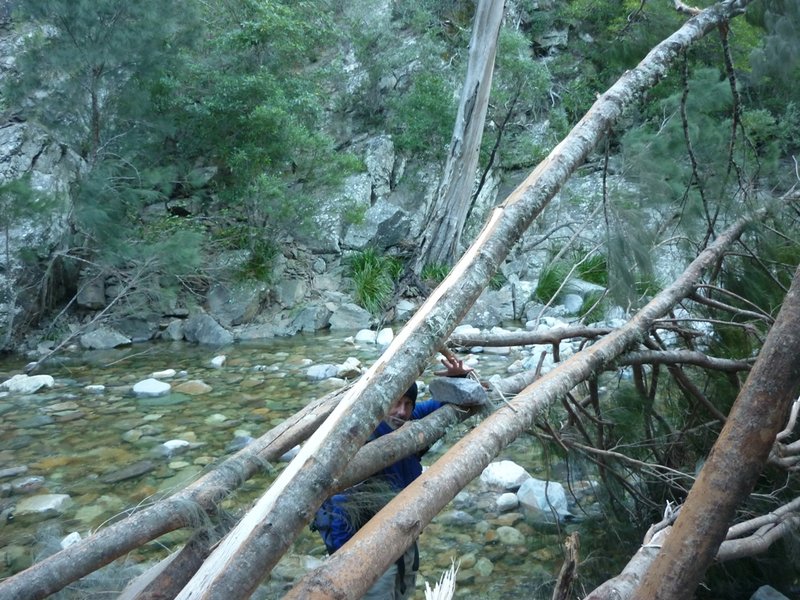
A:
385,395,414,429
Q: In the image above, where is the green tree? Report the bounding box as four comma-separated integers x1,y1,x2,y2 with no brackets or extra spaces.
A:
10,0,199,165
160,0,358,263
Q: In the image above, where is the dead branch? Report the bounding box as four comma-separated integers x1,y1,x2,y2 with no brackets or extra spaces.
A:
616,349,752,372
584,497,800,599
552,532,580,600
688,290,773,324
449,325,613,348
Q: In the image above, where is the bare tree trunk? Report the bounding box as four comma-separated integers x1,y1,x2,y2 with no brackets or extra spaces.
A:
415,0,506,269
630,264,800,600
283,213,760,600
169,4,759,599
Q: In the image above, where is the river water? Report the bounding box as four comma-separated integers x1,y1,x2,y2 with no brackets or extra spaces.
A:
0,331,621,599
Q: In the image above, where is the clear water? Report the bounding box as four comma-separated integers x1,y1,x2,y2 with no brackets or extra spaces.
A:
0,332,610,599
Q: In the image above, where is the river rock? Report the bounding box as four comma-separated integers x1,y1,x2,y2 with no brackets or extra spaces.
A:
496,492,519,512
226,435,254,453
10,475,45,495
561,293,584,313
395,299,416,320
436,510,477,526
99,460,155,483
495,525,525,546
480,460,531,491
151,369,176,379
80,326,131,350
60,531,82,549
428,377,488,407
329,302,371,330
163,319,185,341
0,373,55,394
474,556,494,578
307,364,338,380
0,466,28,479
336,357,362,378
354,329,377,343
14,493,73,522
279,445,301,462
132,378,171,398
173,380,213,395
376,327,394,346
183,312,234,345
517,477,573,524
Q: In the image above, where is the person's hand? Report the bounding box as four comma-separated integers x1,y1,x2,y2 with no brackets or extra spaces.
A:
435,354,474,378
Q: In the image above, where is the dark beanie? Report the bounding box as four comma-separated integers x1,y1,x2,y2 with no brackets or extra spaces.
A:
404,381,418,405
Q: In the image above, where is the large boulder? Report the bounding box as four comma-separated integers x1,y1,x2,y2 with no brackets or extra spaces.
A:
183,311,234,346
206,281,267,327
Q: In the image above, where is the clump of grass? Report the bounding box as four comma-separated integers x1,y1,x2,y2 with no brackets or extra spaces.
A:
420,262,450,286
489,270,507,291
348,248,404,316
534,261,571,304
574,250,608,286
579,290,608,323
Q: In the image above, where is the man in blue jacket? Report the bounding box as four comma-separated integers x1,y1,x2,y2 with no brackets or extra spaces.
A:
312,355,474,599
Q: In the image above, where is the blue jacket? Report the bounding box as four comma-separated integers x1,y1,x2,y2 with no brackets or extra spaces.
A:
313,399,442,553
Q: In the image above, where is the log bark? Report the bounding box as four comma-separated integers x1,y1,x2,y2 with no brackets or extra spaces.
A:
630,264,800,600
0,387,347,600
173,3,760,598
283,213,761,600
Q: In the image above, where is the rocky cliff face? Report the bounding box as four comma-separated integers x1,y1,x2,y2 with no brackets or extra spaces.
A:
0,8,644,356
0,19,83,350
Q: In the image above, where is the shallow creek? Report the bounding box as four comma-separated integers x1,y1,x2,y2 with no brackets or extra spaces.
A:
0,332,608,599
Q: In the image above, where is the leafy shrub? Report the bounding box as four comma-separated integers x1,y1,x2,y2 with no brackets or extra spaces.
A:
389,72,456,161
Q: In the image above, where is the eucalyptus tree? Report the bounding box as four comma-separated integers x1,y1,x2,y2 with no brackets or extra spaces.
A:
413,0,506,271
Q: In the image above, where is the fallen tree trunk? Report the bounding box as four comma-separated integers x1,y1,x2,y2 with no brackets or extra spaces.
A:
584,498,800,600
0,386,348,600
122,403,481,600
171,4,760,598
631,264,800,600
283,211,763,599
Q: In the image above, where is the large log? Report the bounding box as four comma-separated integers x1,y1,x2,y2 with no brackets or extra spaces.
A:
631,264,800,599
122,403,481,600
283,212,762,599
171,3,761,598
